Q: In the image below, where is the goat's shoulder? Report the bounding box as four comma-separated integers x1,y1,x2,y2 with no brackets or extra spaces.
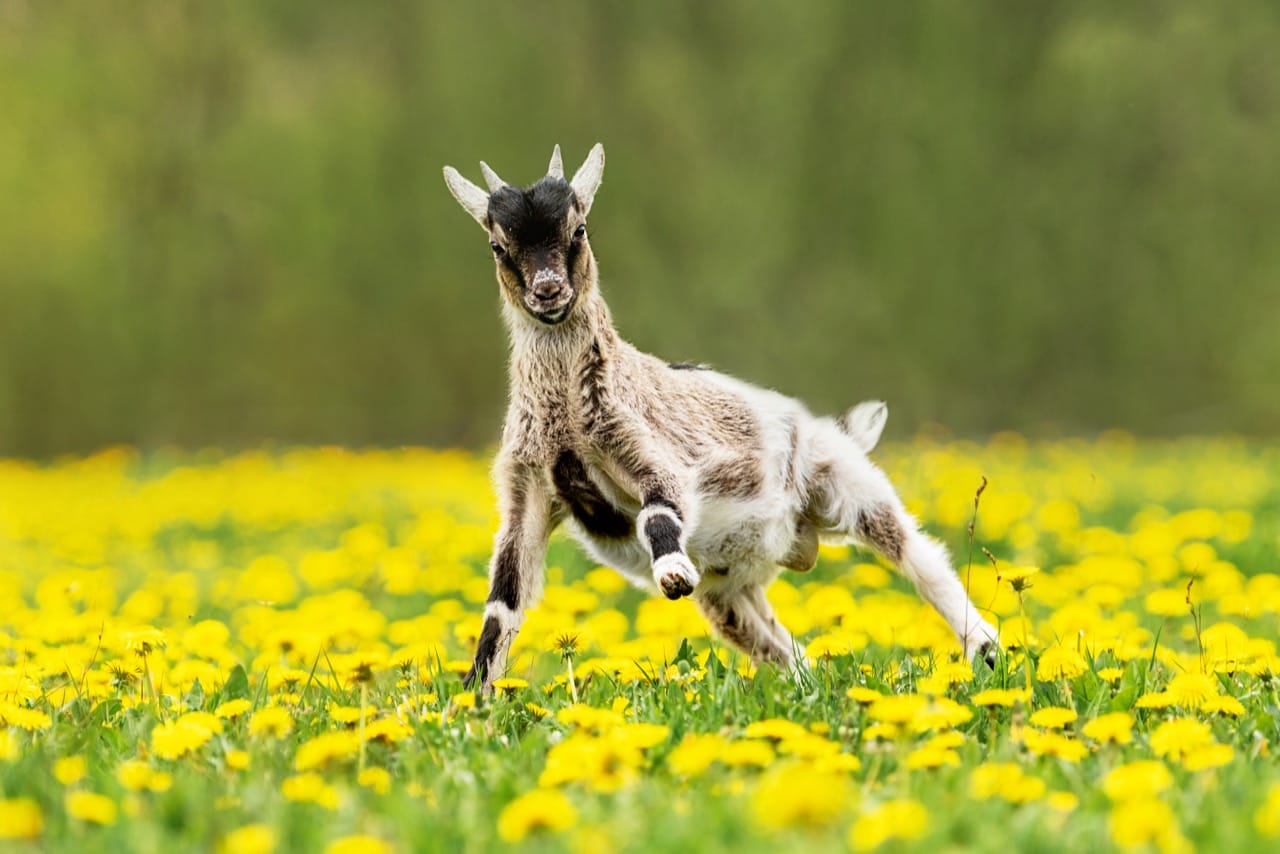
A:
601,344,801,458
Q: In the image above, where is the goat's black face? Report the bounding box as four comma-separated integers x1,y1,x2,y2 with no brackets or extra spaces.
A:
486,179,592,326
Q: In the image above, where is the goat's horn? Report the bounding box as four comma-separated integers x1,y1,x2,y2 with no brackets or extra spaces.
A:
479,161,507,193
547,145,564,180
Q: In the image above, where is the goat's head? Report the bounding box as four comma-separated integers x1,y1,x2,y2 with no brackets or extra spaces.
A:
443,144,605,326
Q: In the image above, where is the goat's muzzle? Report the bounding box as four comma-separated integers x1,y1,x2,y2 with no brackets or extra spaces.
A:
525,267,574,324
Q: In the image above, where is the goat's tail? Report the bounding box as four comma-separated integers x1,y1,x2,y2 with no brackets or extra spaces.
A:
837,400,888,453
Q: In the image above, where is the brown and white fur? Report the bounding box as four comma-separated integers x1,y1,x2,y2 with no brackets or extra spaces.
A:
443,144,999,691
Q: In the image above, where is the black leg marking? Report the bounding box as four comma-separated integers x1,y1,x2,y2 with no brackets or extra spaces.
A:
487,541,521,610
551,450,633,538
464,616,503,688
644,494,682,520
644,514,682,560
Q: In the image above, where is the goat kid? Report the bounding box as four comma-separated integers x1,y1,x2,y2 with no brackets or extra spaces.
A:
443,144,999,691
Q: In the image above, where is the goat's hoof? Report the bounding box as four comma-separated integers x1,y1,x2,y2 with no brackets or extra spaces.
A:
976,640,999,670
654,554,698,600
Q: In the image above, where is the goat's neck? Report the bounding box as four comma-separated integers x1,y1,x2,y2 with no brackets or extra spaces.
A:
506,290,619,440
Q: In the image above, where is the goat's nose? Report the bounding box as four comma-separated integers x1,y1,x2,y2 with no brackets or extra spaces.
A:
531,269,565,300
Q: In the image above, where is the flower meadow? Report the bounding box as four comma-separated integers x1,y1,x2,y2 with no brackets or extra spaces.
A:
2,436,1279,852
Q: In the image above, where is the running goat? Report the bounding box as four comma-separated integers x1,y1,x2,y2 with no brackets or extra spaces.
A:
443,144,999,691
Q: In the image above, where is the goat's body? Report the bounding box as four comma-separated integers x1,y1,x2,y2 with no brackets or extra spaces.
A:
443,145,999,690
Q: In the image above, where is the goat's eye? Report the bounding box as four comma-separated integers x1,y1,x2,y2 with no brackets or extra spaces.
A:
489,241,504,257
573,224,586,241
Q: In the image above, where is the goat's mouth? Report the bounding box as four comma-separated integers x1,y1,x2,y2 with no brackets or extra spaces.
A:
526,294,576,325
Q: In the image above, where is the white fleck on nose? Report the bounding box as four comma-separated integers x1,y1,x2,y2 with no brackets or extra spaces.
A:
532,269,565,286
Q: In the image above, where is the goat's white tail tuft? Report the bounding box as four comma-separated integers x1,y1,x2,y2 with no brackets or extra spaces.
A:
838,400,888,452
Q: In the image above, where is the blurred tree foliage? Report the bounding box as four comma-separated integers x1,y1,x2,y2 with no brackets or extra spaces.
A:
1,1,1277,456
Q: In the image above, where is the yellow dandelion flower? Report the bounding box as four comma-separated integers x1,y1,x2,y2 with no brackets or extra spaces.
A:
778,734,840,759
65,791,117,825
667,733,728,777
1029,706,1078,730
1103,761,1173,802
1200,695,1245,716
1082,712,1134,745
496,788,577,843
151,718,214,760
913,697,974,731
525,702,550,718
1036,645,1088,681
1097,667,1125,683
970,762,1046,804
813,753,862,774
281,774,339,809
1047,791,1079,812
860,723,901,742
849,799,929,851
248,706,293,738
905,745,961,770
1021,729,1088,762
54,756,87,786
324,836,391,854
357,767,392,795
1165,672,1219,708
117,760,154,791
295,731,361,771
214,699,253,719
556,703,624,732
867,694,928,726
719,740,776,768
1255,783,1280,838
751,763,850,829
1135,691,1175,709
744,718,810,741
971,688,1031,707
0,702,51,731
329,705,363,724
364,718,413,743
219,824,275,854
1182,743,1234,771
847,687,885,705
1000,564,1039,592
1108,798,1187,851
226,750,250,771
452,691,477,709
0,730,18,760
1150,718,1215,763
539,733,645,792
923,731,965,751
492,677,528,693
0,798,43,839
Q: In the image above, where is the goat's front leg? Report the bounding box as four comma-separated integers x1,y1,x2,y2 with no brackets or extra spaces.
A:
630,474,700,600
464,461,556,692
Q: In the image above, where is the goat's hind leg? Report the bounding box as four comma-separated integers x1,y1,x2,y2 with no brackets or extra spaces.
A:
696,584,795,669
808,436,999,664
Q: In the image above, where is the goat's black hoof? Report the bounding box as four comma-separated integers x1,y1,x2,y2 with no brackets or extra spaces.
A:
660,575,694,599
978,641,999,670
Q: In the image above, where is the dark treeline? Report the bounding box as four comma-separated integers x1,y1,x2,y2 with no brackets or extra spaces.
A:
2,1,1277,456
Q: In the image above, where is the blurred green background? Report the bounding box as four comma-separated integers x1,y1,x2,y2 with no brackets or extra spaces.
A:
2,1,1277,457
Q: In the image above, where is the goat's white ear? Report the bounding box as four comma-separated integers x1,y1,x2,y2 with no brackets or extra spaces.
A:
443,166,490,227
547,144,564,180
571,143,605,215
